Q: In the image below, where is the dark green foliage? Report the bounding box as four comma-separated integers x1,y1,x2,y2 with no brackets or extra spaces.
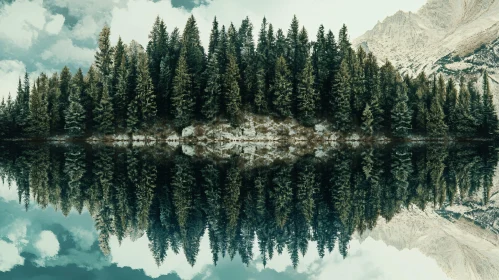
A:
297,57,318,126
391,77,411,137
64,78,86,136
94,84,114,135
171,49,194,129
272,56,293,118
1,15,492,139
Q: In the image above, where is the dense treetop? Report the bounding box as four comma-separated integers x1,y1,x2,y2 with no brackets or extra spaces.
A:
0,15,497,139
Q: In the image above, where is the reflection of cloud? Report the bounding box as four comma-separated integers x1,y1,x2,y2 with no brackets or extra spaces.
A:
307,238,452,280
35,230,60,259
0,240,24,272
110,230,213,279
69,227,96,251
111,228,451,280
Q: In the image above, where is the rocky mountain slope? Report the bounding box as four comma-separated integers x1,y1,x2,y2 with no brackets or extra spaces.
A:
354,0,499,85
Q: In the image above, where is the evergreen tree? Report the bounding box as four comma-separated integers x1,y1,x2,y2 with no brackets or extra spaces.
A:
455,76,474,134
224,52,242,125
238,17,256,108
391,77,411,137
445,78,458,133
181,15,206,117
482,70,498,137
127,97,139,133
84,66,99,132
94,84,115,134
426,94,447,137
469,80,483,130
114,54,128,130
361,104,373,137
136,53,157,127
64,81,86,136
171,49,194,129
333,60,352,133
95,25,114,85
297,57,318,126
338,24,351,60
47,73,61,133
59,66,72,130
28,76,50,137
202,54,222,120
272,56,293,117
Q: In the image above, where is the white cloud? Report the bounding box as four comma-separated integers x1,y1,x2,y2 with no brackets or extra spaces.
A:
0,0,46,48
45,14,65,35
0,240,24,272
109,0,426,51
0,60,26,100
72,15,99,40
41,39,96,65
69,227,96,251
35,230,60,259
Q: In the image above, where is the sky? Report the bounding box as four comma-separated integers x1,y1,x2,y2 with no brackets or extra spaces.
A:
0,180,452,280
0,0,426,100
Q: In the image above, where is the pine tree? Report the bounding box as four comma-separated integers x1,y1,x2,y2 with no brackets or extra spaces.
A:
238,16,256,108
224,52,242,125
426,94,447,137
136,53,157,128
114,54,128,130
64,81,86,136
455,76,474,135
297,57,318,126
95,25,114,86
361,104,373,137
272,56,292,117
126,97,139,133
59,66,72,130
469,80,483,130
445,78,458,133
254,66,267,114
171,49,194,129
94,84,114,135
338,24,351,60
391,77,411,137
482,70,498,137
202,54,221,120
84,66,99,132
28,76,50,137
334,60,352,133
181,15,206,117
47,73,61,133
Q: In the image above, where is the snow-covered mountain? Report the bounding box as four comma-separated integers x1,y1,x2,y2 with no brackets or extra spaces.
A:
354,0,499,84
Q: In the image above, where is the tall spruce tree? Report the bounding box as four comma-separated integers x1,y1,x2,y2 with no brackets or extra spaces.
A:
482,70,498,137
95,25,114,87
272,56,293,118
137,53,157,127
333,60,352,133
171,49,194,129
64,80,86,136
94,84,114,135
202,19,222,120
391,77,411,137
426,94,447,137
224,51,242,125
59,66,72,130
47,73,61,133
361,104,373,137
297,57,318,126
28,76,50,137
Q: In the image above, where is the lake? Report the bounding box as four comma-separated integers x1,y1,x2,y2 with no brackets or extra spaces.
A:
0,142,498,280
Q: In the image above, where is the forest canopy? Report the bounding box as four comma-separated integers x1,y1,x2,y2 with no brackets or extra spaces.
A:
0,15,497,139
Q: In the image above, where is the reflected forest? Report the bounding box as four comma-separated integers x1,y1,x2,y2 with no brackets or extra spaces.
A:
0,143,497,268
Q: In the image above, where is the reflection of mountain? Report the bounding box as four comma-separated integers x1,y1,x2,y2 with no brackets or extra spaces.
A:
360,205,499,280
0,143,497,272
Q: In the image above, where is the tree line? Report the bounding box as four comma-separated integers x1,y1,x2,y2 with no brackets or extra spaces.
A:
0,15,498,139
0,143,496,267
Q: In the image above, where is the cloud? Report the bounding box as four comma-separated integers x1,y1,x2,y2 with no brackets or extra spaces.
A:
304,238,452,280
35,230,60,259
0,240,24,272
110,229,214,279
0,180,19,202
41,39,95,66
0,60,26,100
0,0,46,48
108,0,426,51
72,15,99,40
45,14,65,35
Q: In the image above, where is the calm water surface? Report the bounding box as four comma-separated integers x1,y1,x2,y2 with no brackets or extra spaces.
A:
0,142,498,280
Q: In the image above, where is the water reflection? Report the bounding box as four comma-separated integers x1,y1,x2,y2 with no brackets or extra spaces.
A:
0,143,497,271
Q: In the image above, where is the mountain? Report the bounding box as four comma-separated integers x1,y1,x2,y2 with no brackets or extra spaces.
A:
354,0,499,84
